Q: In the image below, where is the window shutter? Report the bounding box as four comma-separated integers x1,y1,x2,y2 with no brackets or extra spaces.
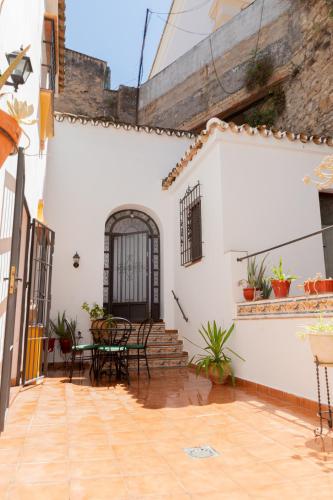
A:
190,201,202,261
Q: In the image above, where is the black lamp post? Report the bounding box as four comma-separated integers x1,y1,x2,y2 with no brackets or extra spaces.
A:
73,252,80,268
4,49,33,91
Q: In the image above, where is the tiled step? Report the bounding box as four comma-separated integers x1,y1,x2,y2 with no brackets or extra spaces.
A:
128,352,188,369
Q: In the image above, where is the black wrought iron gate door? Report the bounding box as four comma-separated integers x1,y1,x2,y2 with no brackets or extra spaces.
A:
111,232,149,321
23,220,55,385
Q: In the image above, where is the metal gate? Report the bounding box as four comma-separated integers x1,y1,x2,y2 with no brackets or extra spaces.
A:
22,220,55,385
104,210,160,322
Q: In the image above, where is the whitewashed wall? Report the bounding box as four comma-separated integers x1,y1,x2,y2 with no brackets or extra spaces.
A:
0,0,49,379
168,128,331,401
44,119,192,338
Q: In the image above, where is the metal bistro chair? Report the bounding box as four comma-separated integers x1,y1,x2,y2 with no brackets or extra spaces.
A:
65,318,98,383
127,318,153,378
95,317,132,384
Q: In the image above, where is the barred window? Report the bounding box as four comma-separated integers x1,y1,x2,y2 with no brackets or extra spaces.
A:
180,182,202,266
41,17,57,91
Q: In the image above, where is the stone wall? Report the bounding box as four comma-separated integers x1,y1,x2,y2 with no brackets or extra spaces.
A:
276,0,333,135
55,49,137,124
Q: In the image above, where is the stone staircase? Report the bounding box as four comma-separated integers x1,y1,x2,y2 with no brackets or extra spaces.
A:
128,322,188,369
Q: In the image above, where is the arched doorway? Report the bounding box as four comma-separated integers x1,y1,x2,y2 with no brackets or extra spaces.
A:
104,209,160,322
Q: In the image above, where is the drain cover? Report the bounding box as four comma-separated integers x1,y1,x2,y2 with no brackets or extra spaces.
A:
183,446,219,459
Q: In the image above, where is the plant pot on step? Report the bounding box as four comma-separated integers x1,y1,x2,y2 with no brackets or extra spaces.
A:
59,338,72,354
207,362,231,385
271,279,291,299
0,110,21,168
307,333,333,365
243,287,260,301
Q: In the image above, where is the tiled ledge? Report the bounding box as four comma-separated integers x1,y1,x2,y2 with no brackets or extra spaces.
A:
237,293,333,319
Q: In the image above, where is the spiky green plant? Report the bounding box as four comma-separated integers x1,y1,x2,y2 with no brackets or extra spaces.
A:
271,257,297,281
261,277,272,299
187,321,244,384
50,311,70,339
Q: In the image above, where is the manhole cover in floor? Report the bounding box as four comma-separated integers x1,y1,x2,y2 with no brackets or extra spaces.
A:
183,446,219,459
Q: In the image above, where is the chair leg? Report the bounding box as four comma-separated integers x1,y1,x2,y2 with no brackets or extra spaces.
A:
69,352,75,382
137,349,140,378
145,349,150,379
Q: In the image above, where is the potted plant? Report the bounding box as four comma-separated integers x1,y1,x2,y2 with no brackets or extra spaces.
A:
239,256,267,301
81,302,113,329
0,46,33,167
303,273,333,295
188,321,244,385
270,258,297,299
298,317,333,365
50,311,73,354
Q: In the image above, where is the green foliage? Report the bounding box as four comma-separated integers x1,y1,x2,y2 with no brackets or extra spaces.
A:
271,257,297,281
244,107,276,128
187,321,244,384
82,302,106,320
245,55,274,91
261,278,272,300
297,316,333,339
240,255,268,289
50,311,72,339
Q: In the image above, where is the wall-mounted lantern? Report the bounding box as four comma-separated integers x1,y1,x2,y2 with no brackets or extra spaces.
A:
73,252,80,268
5,49,33,91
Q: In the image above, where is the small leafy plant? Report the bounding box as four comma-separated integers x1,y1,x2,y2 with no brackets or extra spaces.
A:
297,316,333,339
187,321,244,384
245,54,274,91
270,257,297,281
261,277,272,299
81,302,113,324
50,311,72,339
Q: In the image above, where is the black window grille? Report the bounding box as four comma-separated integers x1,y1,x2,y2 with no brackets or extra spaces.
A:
41,17,56,91
180,182,202,266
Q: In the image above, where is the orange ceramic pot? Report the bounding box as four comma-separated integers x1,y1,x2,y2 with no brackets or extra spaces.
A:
243,287,259,301
304,279,333,295
271,280,291,299
0,110,21,168
207,363,231,385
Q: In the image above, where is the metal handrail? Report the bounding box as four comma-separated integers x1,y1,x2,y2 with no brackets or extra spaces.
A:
172,290,189,322
237,224,333,262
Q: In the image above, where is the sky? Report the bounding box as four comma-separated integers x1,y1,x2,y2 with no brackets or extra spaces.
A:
66,0,173,89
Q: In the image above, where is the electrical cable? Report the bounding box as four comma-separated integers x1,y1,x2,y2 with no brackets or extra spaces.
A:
154,12,210,36
149,0,211,16
209,35,235,95
253,0,265,59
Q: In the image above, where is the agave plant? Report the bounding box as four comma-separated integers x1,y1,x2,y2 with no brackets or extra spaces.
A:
239,255,268,290
50,311,71,339
187,321,244,384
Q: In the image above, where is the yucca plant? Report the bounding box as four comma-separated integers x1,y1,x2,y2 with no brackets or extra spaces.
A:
187,321,244,384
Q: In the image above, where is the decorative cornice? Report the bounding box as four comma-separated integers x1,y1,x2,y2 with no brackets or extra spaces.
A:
162,118,333,190
54,112,197,139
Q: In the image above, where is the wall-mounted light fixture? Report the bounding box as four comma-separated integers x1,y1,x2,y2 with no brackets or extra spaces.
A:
73,252,80,268
3,48,33,91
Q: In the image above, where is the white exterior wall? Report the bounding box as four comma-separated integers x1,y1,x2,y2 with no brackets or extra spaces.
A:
168,129,331,401
0,0,50,376
44,120,192,339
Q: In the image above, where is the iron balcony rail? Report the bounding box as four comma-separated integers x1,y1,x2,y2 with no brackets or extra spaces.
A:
172,290,189,322
237,224,333,262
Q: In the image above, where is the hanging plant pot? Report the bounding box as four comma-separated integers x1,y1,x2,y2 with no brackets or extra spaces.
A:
59,338,72,354
307,333,333,365
243,287,260,301
271,279,291,299
0,110,21,168
207,363,231,385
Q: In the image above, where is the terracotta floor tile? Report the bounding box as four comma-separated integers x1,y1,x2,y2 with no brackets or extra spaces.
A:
68,444,115,461
7,481,70,500
70,477,127,499
15,461,70,483
20,444,68,464
70,459,121,479
125,473,185,497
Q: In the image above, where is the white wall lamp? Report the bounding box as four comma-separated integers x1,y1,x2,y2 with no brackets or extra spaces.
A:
73,252,80,268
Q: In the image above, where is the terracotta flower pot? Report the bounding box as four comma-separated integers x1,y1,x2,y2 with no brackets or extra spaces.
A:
271,279,291,299
207,363,231,385
304,279,333,295
243,287,259,301
59,338,72,354
307,333,333,365
0,110,21,168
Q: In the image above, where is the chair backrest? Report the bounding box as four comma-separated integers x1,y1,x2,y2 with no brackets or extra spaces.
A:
64,318,76,348
110,317,132,346
137,318,153,347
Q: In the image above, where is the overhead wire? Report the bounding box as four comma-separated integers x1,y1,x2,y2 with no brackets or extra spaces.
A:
149,0,211,16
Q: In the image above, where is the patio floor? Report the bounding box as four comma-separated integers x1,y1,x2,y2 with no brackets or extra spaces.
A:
1,368,333,499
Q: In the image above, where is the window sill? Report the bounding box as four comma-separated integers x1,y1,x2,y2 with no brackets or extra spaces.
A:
183,257,203,268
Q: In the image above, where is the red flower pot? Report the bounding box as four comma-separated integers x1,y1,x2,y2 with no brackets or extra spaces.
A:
59,338,72,354
305,279,333,295
243,287,259,301
304,280,318,295
0,110,21,168
271,280,291,299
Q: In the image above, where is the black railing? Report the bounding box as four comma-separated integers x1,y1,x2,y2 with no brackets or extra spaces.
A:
237,224,333,262
172,290,189,322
